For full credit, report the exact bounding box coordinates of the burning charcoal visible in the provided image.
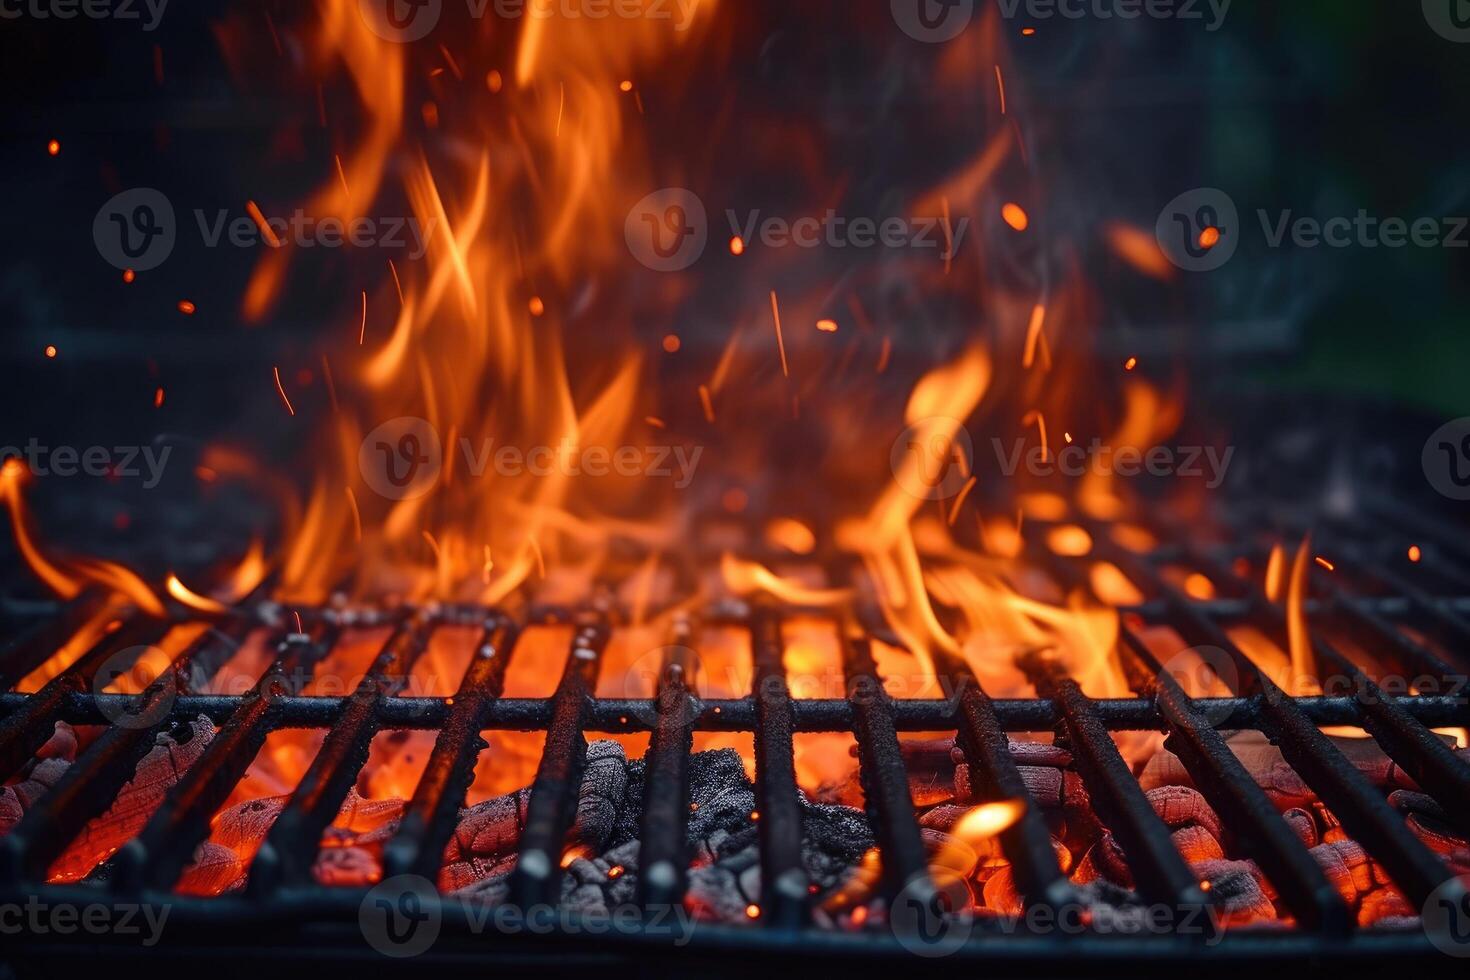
[1358,887,1416,927]
[1145,786,1223,841]
[331,788,404,837]
[1171,824,1224,864]
[180,841,244,896]
[921,827,979,878]
[36,721,78,761]
[1388,790,1469,856]
[947,740,1074,769]
[1281,807,1318,848]
[447,855,517,900]
[982,865,1024,915]
[1310,840,1388,904]
[314,845,380,887]
[570,740,626,851]
[444,787,532,864]
[686,863,755,923]
[1073,830,1132,888]
[878,737,957,771]
[817,769,950,809]
[49,716,215,881]
[0,758,69,836]
[958,763,1089,815]
[1191,859,1277,925]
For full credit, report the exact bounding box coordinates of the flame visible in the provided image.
[1286,536,1320,696]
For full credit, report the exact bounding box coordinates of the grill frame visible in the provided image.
[2,506,1469,966]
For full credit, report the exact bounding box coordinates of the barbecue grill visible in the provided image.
[2,493,1467,974]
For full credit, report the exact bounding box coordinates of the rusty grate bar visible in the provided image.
[383,615,518,882]
[507,617,608,909]
[750,607,808,928]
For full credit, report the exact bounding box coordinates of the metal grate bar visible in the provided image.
[749,607,808,928]
[946,665,1072,908]
[1198,553,1470,838]
[841,629,928,896]
[0,622,244,881]
[250,612,434,891]
[0,589,111,692]
[1118,627,1352,934]
[383,615,518,881]
[636,617,699,910]
[0,614,167,780]
[507,617,608,908]
[1102,540,1461,910]
[1021,653,1209,911]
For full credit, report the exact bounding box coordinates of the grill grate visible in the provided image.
[1,504,1469,965]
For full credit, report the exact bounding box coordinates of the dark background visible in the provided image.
[0,0,1467,588]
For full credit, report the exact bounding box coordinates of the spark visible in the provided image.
[422,530,442,562]
[529,296,545,317]
[1002,202,1029,231]
[272,366,295,416]
[154,387,164,408]
[1408,545,1422,562]
[486,69,503,93]
[528,535,545,579]
[662,334,681,353]
[345,487,362,543]
[246,201,281,248]
[698,383,715,422]
[729,235,745,256]
[555,83,565,139]
[358,290,367,344]
[1199,226,1221,249]
[1022,409,1049,462]
[438,43,462,80]
[745,905,760,920]
[769,290,789,378]
[123,269,135,283]
[947,476,978,527]
[644,416,666,429]
[334,155,352,207]
[1022,26,1036,35]
[47,139,60,156]
[1124,356,1138,371]
[482,545,494,585]
[293,610,304,635]
[816,319,839,333]
[1314,556,1335,572]
[877,336,892,373]
[619,79,633,92]
[994,64,1007,114]
[388,259,404,307]
[44,345,56,359]
[177,300,196,315]
[1022,304,1049,369]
